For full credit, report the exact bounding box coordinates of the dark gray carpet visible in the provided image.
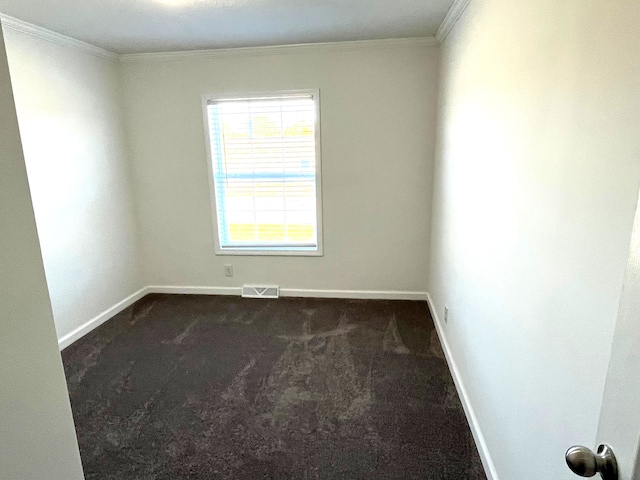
[62,294,485,480]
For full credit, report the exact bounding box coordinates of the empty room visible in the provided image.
[1,1,639,479]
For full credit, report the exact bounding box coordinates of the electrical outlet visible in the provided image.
[224,264,233,277]
[444,305,449,323]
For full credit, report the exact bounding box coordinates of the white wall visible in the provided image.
[120,42,438,294]
[3,27,142,342]
[0,26,84,480]
[429,1,640,479]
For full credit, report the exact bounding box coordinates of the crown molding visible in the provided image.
[436,0,473,44]
[0,14,118,61]
[119,37,438,63]
[0,14,437,64]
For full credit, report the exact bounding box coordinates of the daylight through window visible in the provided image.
[204,92,322,255]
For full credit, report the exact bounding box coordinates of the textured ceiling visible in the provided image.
[0,0,453,54]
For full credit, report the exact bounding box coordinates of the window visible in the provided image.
[203,90,323,256]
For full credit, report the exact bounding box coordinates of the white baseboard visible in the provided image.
[58,285,427,350]
[58,287,149,350]
[148,285,242,296]
[426,293,498,480]
[148,285,427,301]
[280,288,428,301]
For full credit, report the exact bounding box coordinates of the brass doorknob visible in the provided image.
[565,444,618,480]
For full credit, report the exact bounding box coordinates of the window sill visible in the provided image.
[215,247,323,257]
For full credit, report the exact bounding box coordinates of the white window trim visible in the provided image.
[201,89,324,257]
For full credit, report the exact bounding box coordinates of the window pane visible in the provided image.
[207,94,319,251]
[286,210,316,243]
[225,211,257,243]
[255,211,286,242]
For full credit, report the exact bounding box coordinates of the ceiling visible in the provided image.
[0,0,453,54]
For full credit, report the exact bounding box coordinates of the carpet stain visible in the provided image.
[129,297,158,325]
[277,320,356,343]
[67,340,107,385]
[169,319,199,345]
[222,357,257,402]
[429,327,446,359]
[383,314,411,355]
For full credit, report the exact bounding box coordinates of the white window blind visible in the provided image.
[205,93,321,254]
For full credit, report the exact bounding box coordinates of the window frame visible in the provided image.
[201,89,324,257]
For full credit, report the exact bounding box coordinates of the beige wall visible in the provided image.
[0,26,84,480]
[3,27,142,342]
[429,1,640,479]
[121,43,438,294]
